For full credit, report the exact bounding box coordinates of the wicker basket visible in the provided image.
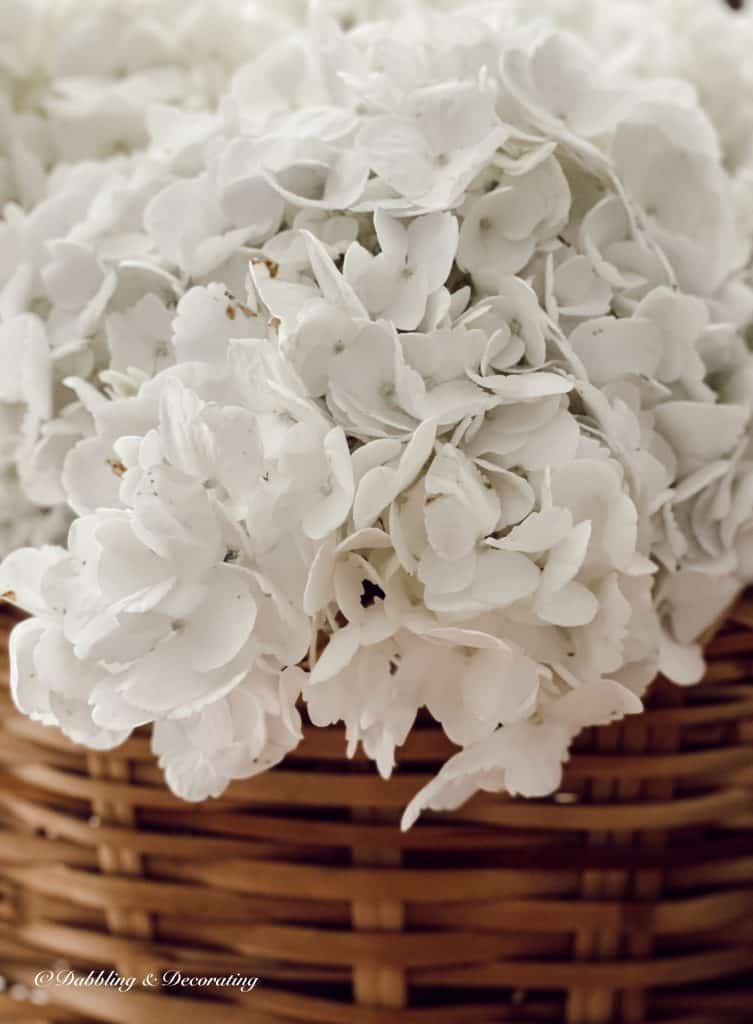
[0,599,753,1024]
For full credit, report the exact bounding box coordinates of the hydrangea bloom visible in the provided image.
[0,0,307,557]
[2,1,753,827]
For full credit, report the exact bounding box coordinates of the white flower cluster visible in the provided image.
[505,0,753,173]
[2,1,753,827]
[0,0,307,555]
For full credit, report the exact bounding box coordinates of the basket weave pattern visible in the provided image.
[0,601,753,1023]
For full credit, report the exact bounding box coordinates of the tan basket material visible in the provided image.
[0,598,752,1023]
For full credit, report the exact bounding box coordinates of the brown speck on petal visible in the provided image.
[107,459,127,478]
[251,256,279,278]
[225,304,236,320]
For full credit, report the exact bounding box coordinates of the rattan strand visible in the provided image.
[0,599,752,1024]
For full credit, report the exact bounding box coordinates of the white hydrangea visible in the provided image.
[0,0,308,558]
[2,0,753,827]
[502,0,753,172]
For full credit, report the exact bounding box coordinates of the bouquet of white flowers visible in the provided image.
[2,0,753,830]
